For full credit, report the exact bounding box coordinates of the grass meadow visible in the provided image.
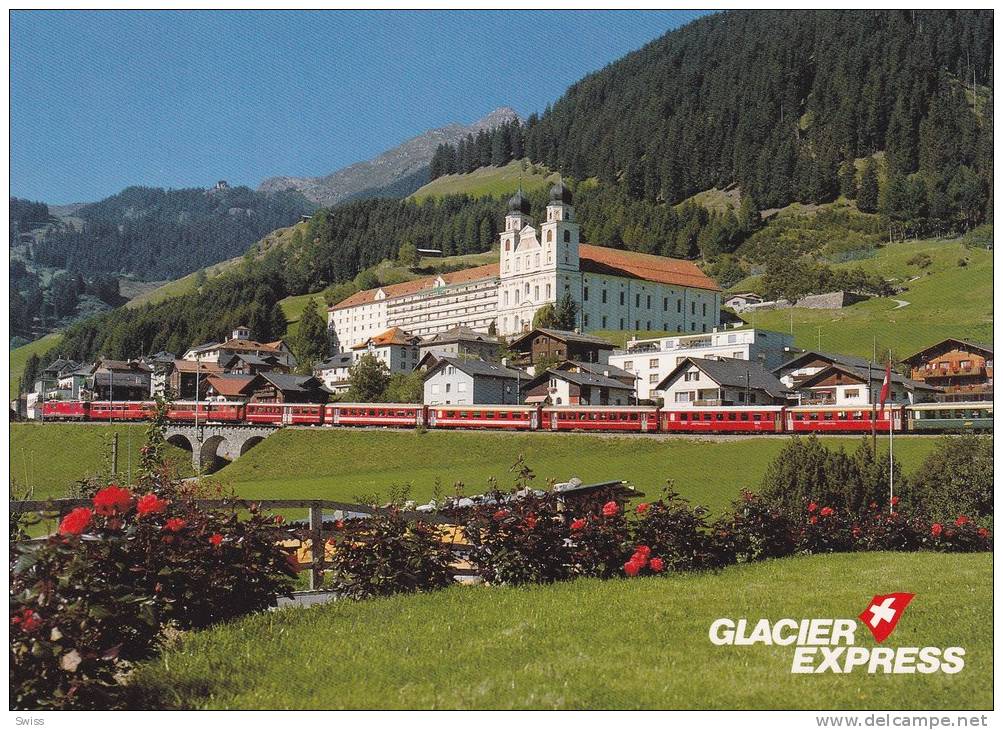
[127,551,992,710]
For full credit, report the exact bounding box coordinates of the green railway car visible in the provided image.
[905,402,994,432]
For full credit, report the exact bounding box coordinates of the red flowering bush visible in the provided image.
[852,504,926,552]
[11,478,297,709]
[326,505,455,599]
[631,490,731,572]
[462,492,574,585]
[925,516,993,552]
[566,499,630,579]
[622,545,669,577]
[797,503,856,553]
[713,491,796,563]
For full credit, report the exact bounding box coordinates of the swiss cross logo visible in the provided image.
[858,593,915,643]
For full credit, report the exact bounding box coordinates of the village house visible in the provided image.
[609,327,794,401]
[313,352,354,394]
[183,326,296,369]
[246,372,329,404]
[328,183,722,348]
[418,325,502,362]
[204,374,258,402]
[220,352,290,376]
[423,357,525,405]
[521,366,634,406]
[508,328,616,368]
[794,364,940,407]
[89,359,153,401]
[900,338,993,402]
[552,360,636,389]
[771,350,874,390]
[654,357,790,407]
[167,359,224,399]
[33,358,81,400]
[723,292,764,312]
[351,327,421,374]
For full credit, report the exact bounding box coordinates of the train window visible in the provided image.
[630,413,638,421]
[679,413,687,421]
[728,413,736,421]
[823,413,833,420]
[740,412,749,421]
[837,412,847,420]
[809,413,818,420]
[753,413,762,421]
[716,413,724,421]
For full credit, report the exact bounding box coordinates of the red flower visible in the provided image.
[92,484,133,516]
[602,501,619,517]
[649,557,664,573]
[978,528,990,539]
[334,519,345,530]
[955,515,970,526]
[634,545,651,558]
[820,506,834,517]
[808,502,818,513]
[274,515,285,525]
[852,526,862,539]
[869,501,878,509]
[891,496,900,506]
[59,507,93,536]
[208,533,223,547]
[164,518,186,532]
[493,509,509,521]
[931,523,943,537]
[524,514,538,530]
[136,493,168,517]
[809,515,818,525]
[636,503,650,515]
[570,518,586,531]
[623,560,641,577]
[11,608,42,632]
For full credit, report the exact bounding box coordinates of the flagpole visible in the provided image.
[888,351,894,513]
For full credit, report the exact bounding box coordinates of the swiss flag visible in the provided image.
[878,360,892,410]
[859,593,915,643]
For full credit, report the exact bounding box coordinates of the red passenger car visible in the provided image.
[89,401,156,421]
[428,405,538,430]
[786,405,902,433]
[40,400,90,420]
[166,401,245,423]
[325,404,425,428]
[660,406,784,434]
[245,402,324,426]
[544,406,657,432]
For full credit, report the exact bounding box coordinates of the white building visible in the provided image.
[608,327,795,401]
[328,183,721,350]
[655,357,790,407]
[350,327,421,374]
[423,357,525,406]
[794,364,939,407]
[313,352,354,394]
[183,327,296,369]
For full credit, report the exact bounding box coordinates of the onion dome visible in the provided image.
[549,180,573,204]
[507,188,531,215]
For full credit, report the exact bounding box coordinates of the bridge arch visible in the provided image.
[239,435,266,455]
[199,434,233,474]
[166,432,194,453]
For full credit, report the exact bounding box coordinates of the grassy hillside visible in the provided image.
[10,423,192,500]
[209,429,937,514]
[410,159,557,202]
[735,238,992,359]
[130,551,991,710]
[9,332,62,399]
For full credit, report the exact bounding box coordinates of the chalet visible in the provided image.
[521,367,633,406]
[248,373,328,404]
[508,328,615,368]
[654,357,790,407]
[795,364,940,407]
[167,359,223,399]
[418,325,502,362]
[772,350,873,390]
[183,327,296,369]
[724,293,764,312]
[220,353,289,376]
[901,339,993,402]
[314,352,354,394]
[34,358,81,399]
[423,357,525,405]
[205,374,258,402]
[351,327,421,374]
[553,360,636,389]
[89,360,153,401]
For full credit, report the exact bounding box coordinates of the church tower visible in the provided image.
[499,189,533,276]
[540,181,579,272]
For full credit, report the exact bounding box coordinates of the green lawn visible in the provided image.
[210,429,937,514]
[9,333,63,400]
[735,238,992,359]
[128,551,991,710]
[10,423,191,500]
[410,159,557,202]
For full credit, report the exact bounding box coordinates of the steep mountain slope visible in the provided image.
[259,107,519,206]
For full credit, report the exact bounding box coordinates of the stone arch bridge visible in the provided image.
[164,424,278,473]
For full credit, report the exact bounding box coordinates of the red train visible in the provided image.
[37,399,990,435]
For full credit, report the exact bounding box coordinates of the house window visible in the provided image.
[620,292,625,306]
[546,284,552,299]
[684,371,699,382]
[636,293,641,308]
[584,286,589,301]
[534,286,540,300]
[547,230,554,242]
[663,297,668,311]
[646,321,651,330]
[602,316,607,328]
[624,361,634,370]
[845,389,859,398]
[584,313,590,327]
[733,351,743,359]
[563,230,571,243]
[445,383,451,393]
[619,318,624,329]
[674,391,693,403]
[649,359,659,368]
[703,303,707,316]
[602,290,608,304]
[691,302,696,315]
[649,373,659,384]
[647,295,652,308]
[677,300,682,313]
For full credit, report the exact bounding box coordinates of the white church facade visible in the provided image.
[328,183,722,352]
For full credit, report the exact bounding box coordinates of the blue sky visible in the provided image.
[11,10,710,203]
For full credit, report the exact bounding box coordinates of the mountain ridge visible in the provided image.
[258,106,520,206]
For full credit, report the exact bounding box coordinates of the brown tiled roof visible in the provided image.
[330,264,499,311]
[206,374,256,396]
[172,359,224,374]
[579,244,721,292]
[329,245,719,312]
[351,327,419,350]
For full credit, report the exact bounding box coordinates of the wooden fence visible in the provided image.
[11,498,463,592]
